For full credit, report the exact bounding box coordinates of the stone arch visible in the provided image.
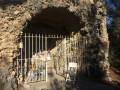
[0,0,110,89]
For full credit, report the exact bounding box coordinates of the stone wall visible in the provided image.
[0,0,109,89]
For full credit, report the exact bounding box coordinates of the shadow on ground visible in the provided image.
[66,78,117,90]
[48,69,117,90]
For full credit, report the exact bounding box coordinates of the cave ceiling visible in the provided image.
[24,7,82,35]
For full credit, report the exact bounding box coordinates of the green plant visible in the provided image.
[108,51,117,66]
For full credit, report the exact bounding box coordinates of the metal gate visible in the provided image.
[16,33,88,84]
[16,33,69,84]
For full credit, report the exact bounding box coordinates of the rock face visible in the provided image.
[0,0,110,89]
[0,70,17,90]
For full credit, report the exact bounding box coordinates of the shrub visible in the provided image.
[108,51,117,66]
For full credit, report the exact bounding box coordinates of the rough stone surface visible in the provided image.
[0,70,17,90]
[0,0,110,89]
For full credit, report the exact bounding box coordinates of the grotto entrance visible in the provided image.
[15,7,87,84]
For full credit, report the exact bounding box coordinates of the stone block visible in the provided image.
[11,71,15,76]
[3,23,9,29]
[24,11,32,20]
[13,20,18,26]
[7,58,13,63]
[14,11,20,15]
[5,17,14,20]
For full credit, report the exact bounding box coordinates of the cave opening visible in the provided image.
[23,7,82,35]
[21,7,83,56]
[15,7,84,81]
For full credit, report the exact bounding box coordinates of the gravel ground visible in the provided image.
[21,69,117,90]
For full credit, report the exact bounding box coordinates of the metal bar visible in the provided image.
[25,33,27,83]
[42,34,44,81]
[39,34,40,51]
[70,36,72,62]
[64,36,67,72]
[17,56,18,80]
[62,35,63,38]
[36,34,37,81]
[45,34,47,82]
[60,35,61,38]
[39,34,41,81]
[42,34,43,52]
[48,34,50,38]
[54,35,56,38]
[56,41,57,47]
[75,35,76,63]
[21,46,22,83]
[32,34,33,82]
[42,34,44,70]
[67,36,69,71]
[29,33,30,71]
[36,34,37,54]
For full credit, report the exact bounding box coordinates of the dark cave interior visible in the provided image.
[23,7,83,35]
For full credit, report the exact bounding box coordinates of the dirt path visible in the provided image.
[21,69,116,90]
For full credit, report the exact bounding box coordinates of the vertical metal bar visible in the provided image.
[45,34,47,82]
[39,34,40,51]
[48,34,50,38]
[56,41,57,47]
[29,33,30,71]
[77,34,79,73]
[25,33,27,83]
[39,34,40,81]
[17,57,18,80]
[42,34,44,81]
[67,36,69,71]
[64,36,67,72]
[32,33,33,60]
[75,35,76,63]
[36,34,37,81]
[46,35,47,54]
[60,35,61,38]
[52,34,53,38]
[62,35,63,38]
[70,36,72,62]
[36,34,37,54]
[42,34,43,69]
[42,34,43,52]
[21,46,22,83]
[32,34,33,82]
